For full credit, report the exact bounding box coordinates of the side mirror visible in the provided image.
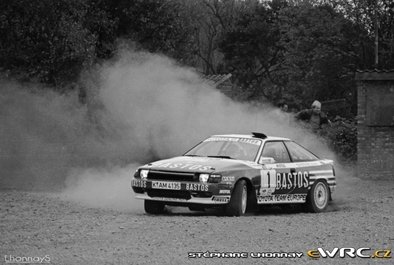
[258,157,276,164]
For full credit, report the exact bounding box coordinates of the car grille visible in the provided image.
[147,170,198,182]
[147,190,191,200]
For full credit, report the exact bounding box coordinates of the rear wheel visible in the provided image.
[306,180,329,213]
[144,200,165,214]
[225,180,248,216]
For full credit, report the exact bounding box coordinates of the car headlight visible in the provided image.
[199,174,209,183]
[140,169,149,179]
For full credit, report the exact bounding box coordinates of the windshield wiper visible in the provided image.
[184,154,201,157]
[207,155,233,159]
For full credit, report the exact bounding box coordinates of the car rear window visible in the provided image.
[284,141,319,162]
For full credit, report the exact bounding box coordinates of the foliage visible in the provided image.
[275,3,361,109]
[0,0,393,115]
[173,0,261,74]
[219,1,369,112]
[0,0,98,85]
[219,4,282,88]
[103,0,194,62]
[324,118,357,161]
[333,0,394,68]
[0,0,192,85]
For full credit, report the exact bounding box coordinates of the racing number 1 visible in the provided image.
[260,170,276,189]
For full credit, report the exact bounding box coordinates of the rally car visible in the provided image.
[131,132,336,216]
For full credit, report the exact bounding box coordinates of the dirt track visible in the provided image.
[1,176,393,265]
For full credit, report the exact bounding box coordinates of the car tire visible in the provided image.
[306,180,329,213]
[144,200,165,214]
[225,180,248,216]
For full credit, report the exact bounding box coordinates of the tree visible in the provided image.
[0,0,193,85]
[102,0,194,63]
[219,0,363,112]
[276,3,360,109]
[219,0,287,100]
[0,0,98,86]
[331,0,394,68]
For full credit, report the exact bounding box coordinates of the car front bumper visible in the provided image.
[131,178,232,204]
[134,193,230,204]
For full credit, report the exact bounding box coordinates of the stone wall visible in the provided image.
[356,71,394,180]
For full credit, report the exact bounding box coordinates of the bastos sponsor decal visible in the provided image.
[186,183,208,191]
[132,179,147,188]
[259,169,309,198]
[152,162,212,171]
[275,171,309,189]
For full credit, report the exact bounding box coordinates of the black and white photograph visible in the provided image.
[1,0,393,264]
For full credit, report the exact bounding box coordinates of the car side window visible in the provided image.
[261,141,291,163]
[284,141,318,162]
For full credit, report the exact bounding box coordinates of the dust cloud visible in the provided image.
[0,48,352,212]
[61,164,142,212]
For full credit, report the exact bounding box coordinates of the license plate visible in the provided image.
[151,181,181,190]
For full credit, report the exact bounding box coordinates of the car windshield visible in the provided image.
[184,137,262,161]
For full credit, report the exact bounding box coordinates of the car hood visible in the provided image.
[142,156,261,173]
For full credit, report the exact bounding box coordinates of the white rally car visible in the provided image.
[131,132,336,216]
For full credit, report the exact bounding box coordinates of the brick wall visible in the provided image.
[356,75,394,180]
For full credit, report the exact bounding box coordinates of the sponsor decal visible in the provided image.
[222,176,235,182]
[186,183,208,192]
[205,137,239,142]
[204,137,261,146]
[212,196,230,203]
[152,197,188,202]
[152,162,212,171]
[219,189,230,194]
[307,248,391,259]
[257,194,307,204]
[152,181,181,190]
[239,138,261,145]
[275,172,309,189]
[260,170,309,191]
[259,188,275,196]
[132,179,146,188]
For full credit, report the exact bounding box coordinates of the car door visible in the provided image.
[258,141,295,204]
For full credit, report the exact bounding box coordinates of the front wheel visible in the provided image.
[144,200,165,214]
[306,180,329,213]
[225,180,248,216]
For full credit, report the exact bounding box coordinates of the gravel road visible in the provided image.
[1,175,393,265]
